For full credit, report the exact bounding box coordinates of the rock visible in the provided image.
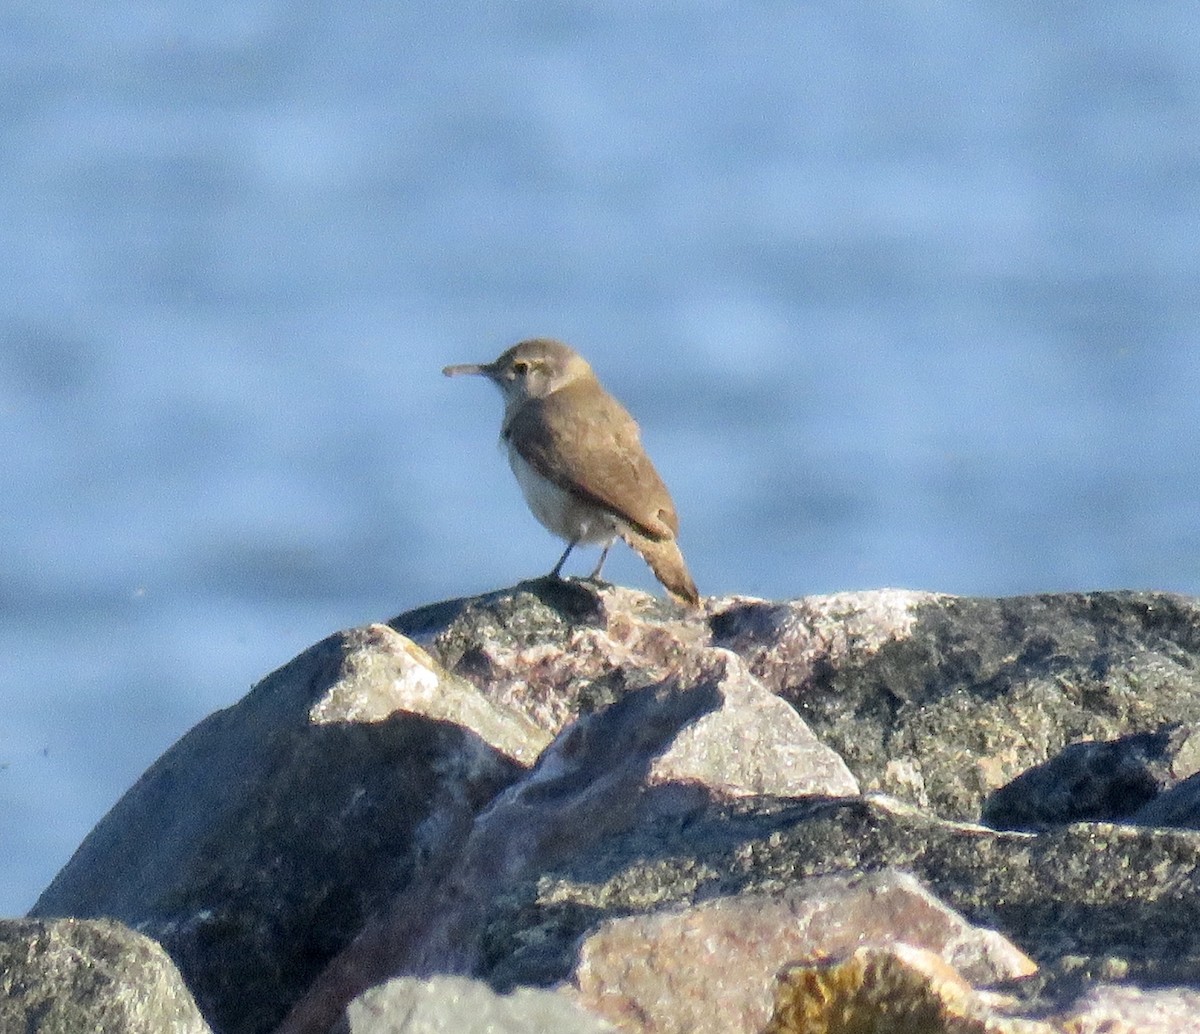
[764,943,1051,1034]
[1055,983,1200,1033]
[27,583,1200,1033]
[396,579,711,732]
[0,917,211,1034]
[408,584,1200,823]
[478,793,1200,995]
[710,591,1200,822]
[333,975,616,1034]
[402,584,860,804]
[31,624,540,1034]
[982,725,1199,830]
[563,870,1035,1034]
[645,648,858,802]
[1133,769,1200,830]
[277,677,723,1034]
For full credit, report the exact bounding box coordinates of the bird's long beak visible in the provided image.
[442,362,490,378]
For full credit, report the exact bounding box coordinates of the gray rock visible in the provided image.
[31,624,540,1034]
[479,793,1200,997]
[396,579,711,733]
[646,648,859,802]
[411,585,1200,824]
[563,869,1035,1034]
[1056,983,1200,1033]
[710,590,1200,821]
[0,917,211,1034]
[403,584,860,804]
[334,976,615,1034]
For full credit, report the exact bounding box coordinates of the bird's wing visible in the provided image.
[506,383,680,541]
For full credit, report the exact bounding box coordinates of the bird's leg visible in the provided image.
[589,539,614,580]
[549,540,577,579]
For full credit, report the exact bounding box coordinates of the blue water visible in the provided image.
[2,3,1199,915]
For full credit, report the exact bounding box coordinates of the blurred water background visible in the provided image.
[2,2,1199,914]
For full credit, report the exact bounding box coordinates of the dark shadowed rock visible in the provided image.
[1133,770,1200,830]
[982,725,1200,830]
[333,975,616,1034]
[276,677,723,1034]
[0,917,211,1034]
[31,624,541,1034]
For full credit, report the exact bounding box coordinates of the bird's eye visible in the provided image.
[512,360,530,375]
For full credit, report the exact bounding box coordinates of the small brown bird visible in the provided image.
[444,339,700,607]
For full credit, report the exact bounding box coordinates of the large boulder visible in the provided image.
[32,623,540,1034]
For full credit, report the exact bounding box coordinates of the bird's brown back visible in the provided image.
[504,379,680,541]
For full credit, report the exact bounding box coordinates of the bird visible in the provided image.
[443,338,700,607]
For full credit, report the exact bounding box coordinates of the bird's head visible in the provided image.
[443,338,594,409]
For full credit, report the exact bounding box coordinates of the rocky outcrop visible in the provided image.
[23,582,1200,1033]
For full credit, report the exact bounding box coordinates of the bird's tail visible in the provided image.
[622,530,701,608]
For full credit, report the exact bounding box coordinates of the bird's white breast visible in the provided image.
[507,445,617,545]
